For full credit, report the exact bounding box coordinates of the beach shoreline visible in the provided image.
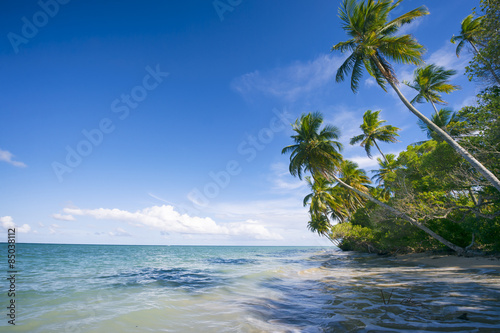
[392,252,500,272]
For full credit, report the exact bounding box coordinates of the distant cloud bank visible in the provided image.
[61,205,283,240]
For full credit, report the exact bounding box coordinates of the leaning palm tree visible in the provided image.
[404,64,461,113]
[372,153,399,185]
[307,214,339,245]
[418,108,461,141]
[332,0,500,192]
[304,176,343,219]
[304,176,349,228]
[282,111,465,253]
[335,160,372,219]
[281,112,343,180]
[350,110,399,163]
[451,14,485,56]
[451,14,500,85]
[372,153,399,200]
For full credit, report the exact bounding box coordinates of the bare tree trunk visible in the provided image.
[373,140,388,164]
[324,172,465,254]
[430,100,439,114]
[371,55,500,193]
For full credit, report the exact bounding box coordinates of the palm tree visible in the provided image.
[307,214,340,245]
[332,0,500,193]
[335,160,372,219]
[372,153,399,200]
[282,111,465,253]
[304,176,342,218]
[451,14,485,56]
[304,176,349,228]
[404,64,461,113]
[307,214,331,238]
[372,153,399,184]
[451,14,500,85]
[417,108,462,141]
[281,112,343,180]
[350,110,399,163]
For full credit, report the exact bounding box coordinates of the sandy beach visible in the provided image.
[393,252,500,272]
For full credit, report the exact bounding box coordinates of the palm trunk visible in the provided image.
[324,172,465,254]
[470,42,500,86]
[371,56,500,193]
[373,140,388,164]
[430,100,439,114]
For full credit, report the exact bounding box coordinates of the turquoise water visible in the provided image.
[1,244,500,332]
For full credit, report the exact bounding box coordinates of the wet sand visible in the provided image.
[393,252,500,272]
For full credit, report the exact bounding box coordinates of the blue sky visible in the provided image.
[1,0,481,245]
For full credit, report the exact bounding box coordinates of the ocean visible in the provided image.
[1,244,500,332]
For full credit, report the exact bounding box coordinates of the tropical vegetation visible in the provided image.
[332,0,500,192]
[282,0,500,255]
[350,110,399,162]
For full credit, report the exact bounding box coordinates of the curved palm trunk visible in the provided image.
[373,140,388,164]
[470,42,500,85]
[371,56,500,193]
[324,172,465,254]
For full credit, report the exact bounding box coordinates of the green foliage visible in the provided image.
[463,0,500,85]
[332,0,428,92]
[285,1,500,254]
[455,86,500,175]
[417,108,463,142]
[350,110,400,159]
[281,112,342,180]
[333,87,500,253]
[330,223,377,252]
[404,64,460,107]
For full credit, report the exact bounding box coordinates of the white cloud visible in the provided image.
[364,77,377,87]
[0,216,15,229]
[0,148,26,168]
[453,94,478,111]
[425,41,470,73]
[397,16,425,35]
[346,149,403,171]
[325,107,364,151]
[52,213,75,221]
[269,162,307,191]
[348,155,381,170]
[109,227,132,237]
[231,54,344,102]
[208,198,308,230]
[48,223,61,234]
[17,225,31,233]
[63,205,282,240]
[0,216,31,233]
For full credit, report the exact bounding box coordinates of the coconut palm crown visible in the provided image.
[281,112,343,180]
[332,0,429,93]
[417,108,462,141]
[332,0,500,193]
[350,110,400,161]
[451,14,485,57]
[404,64,461,112]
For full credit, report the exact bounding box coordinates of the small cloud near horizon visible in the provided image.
[52,213,76,221]
[0,148,26,168]
[0,216,31,233]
